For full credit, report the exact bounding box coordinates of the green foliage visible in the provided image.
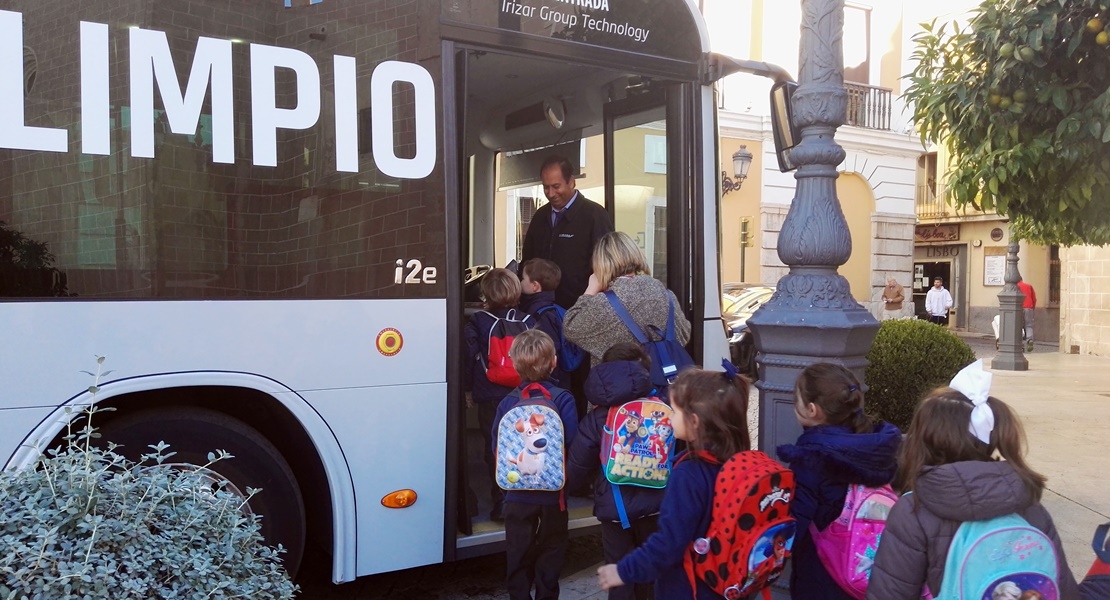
[904,0,1110,246]
[0,221,72,297]
[0,392,297,598]
[865,319,977,431]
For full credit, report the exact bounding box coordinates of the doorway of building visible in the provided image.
[913,261,952,323]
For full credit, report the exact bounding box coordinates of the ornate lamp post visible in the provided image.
[992,237,1028,371]
[745,0,880,455]
[722,145,754,195]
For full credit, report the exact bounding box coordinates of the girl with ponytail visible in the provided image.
[868,360,1079,598]
[776,362,902,599]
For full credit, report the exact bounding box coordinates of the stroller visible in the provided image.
[992,314,1034,352]
[992,315,1000,350]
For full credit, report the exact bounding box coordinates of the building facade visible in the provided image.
[705,0,925,317]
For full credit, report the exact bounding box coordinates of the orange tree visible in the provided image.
[904,0,1110,245]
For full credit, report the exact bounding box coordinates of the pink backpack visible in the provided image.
[810,483,898,599]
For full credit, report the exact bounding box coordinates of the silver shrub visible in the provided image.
[0,403,298,599]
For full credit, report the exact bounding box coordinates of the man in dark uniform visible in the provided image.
[521,155,613,309]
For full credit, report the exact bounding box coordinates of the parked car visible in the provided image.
[721,282,775,376]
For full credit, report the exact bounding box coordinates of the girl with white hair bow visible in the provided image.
[865,360,1080,599]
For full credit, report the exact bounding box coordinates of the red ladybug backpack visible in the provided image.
[684,450,796,600]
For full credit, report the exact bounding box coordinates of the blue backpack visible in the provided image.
[535,304,587,372]
[934,513,1060,599]
[603,291,694,391]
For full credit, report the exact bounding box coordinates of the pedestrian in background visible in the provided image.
[881,277,905,320]
[1017,278,1037,352]
[924,277,953,325]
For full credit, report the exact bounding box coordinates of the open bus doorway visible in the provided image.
[453,46,683,548]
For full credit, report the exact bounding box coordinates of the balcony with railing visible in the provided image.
[916,183,947,219]
[845,82,892,131]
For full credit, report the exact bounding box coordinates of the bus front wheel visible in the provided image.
[97,407,307,578]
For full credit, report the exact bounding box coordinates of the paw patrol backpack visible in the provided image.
[934,513,1060,600]
[600,398,675,528]
[685,450,796,600]
[811,483,899,599]
[494,383,566,492]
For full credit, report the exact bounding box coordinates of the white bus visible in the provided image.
[0,0,793,584]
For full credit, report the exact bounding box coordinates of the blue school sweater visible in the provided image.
[491,380,578,507]
[616,451,722,600]
[517,290,568,387]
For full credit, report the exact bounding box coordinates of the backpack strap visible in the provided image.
[664,295,677,341]
[603,291,649,344]
[1095,523,1110,564]
[675,449,719,466]
[611,484,632,530]
[517,382,552,401]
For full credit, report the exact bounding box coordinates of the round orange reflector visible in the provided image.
[381,489,418,509]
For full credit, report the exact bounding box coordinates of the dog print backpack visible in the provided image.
[811,483,899,599]
[685,450,796,600]
[481,309,533,388]
[494,383,566,492]
[934,513,1060,600]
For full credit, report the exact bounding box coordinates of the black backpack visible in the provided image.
[603,291,694,390]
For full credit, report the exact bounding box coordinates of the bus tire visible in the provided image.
[96,406,306,578]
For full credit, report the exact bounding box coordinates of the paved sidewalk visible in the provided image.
[984,348,1110,579]
[559,342,1109,598]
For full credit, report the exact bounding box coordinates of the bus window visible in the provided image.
[608,104,669,285]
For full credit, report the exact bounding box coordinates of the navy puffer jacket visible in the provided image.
[566,360,665,523]
[776,422,901,600]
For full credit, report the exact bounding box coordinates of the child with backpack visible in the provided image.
[491,329,578,600]
[465,267,533,521]
[518,258,586,389]
[566,342,668,600]
[775,363,901,600]
[867,360,1080,599]
[598,362,795,600]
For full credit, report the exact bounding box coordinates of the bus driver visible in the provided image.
[522,155,613,309]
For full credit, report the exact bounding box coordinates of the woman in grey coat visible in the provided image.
[563,231,690,367]
[867,367,1079,599]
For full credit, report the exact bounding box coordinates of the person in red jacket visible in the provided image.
[1017,278,1037,352]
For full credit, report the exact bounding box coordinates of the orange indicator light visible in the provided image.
[381,488,417,508]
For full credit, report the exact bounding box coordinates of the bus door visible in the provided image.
[604,95,669,285]
[602,84,696,347]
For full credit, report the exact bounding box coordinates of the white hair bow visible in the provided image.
[950,359,994,444]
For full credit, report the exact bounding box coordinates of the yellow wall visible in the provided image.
[836,173,876,300]
[957,223,1049,311]
[719,138,763,284]
[879,11,905,93]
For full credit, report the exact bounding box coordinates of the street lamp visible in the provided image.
[745,0,880,457]
[722,145,754,194]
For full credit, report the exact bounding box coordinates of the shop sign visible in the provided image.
[915,224,960,242]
